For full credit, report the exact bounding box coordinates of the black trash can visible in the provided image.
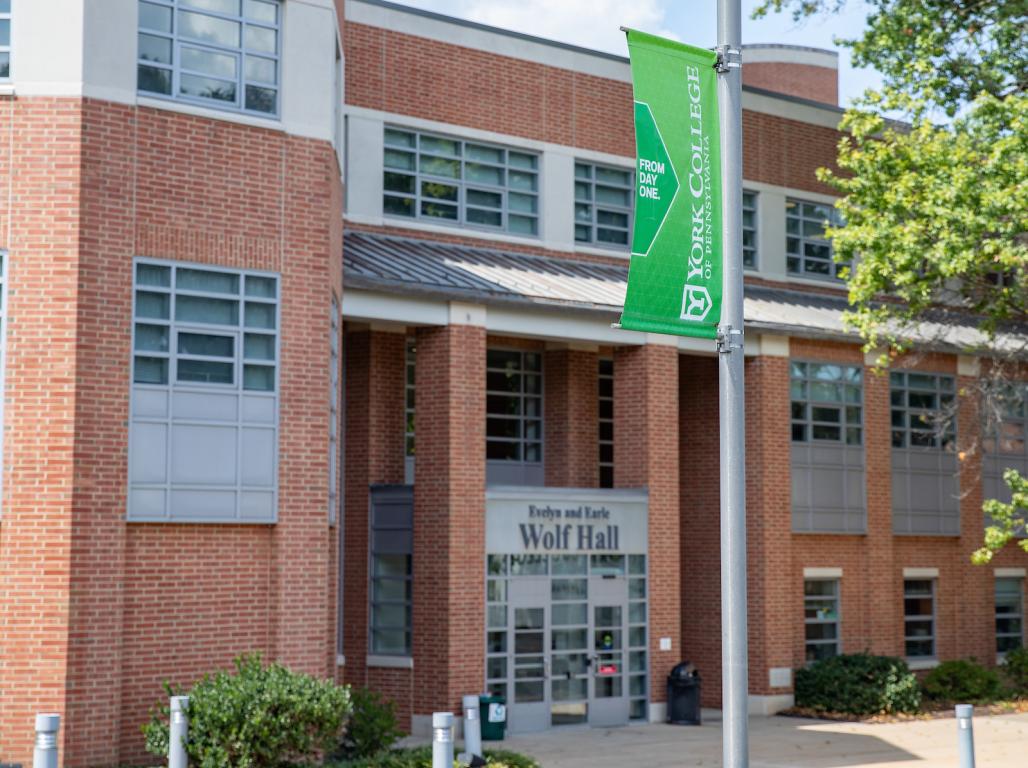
[479,693,507,741]
[666,661,701,725]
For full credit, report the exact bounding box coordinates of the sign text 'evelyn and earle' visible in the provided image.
[618,30,723,340]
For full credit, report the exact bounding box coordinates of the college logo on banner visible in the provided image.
[617,29,723,340]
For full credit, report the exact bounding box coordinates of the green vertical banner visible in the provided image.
[618,30,722,339]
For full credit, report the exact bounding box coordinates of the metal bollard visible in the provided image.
[956,704,976,768]
[169,696,190,768]
[432,712,454,768]
[32,714,60,768]
[462,694,482,760]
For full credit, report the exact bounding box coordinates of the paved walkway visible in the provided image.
[489,710,1028,767]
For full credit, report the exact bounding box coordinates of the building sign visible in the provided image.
[485,488,648,555]
[617,29,723,340]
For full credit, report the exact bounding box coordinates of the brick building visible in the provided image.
[0,0,1024,764]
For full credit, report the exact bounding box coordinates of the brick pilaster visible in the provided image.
[544,347,599,488]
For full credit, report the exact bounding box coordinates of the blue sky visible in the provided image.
[384,0,882,106]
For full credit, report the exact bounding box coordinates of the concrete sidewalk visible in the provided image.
[491,710,1028,767]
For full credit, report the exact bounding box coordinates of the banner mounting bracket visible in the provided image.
[716,325,744,354]
[714,46,742,73]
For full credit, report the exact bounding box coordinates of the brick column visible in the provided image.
[614,343,679,708]
[744,355,793,701]
[678,354,722,706]
[412,322,486,720]
[544,346,599,488]
[342,329,407,690]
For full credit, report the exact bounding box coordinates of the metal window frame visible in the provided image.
[573,161,634,250]
[742,189,757,269]
[995,577,1024,654]
[405,338,415,458]
[128,257,280,522]
[903,578,936,658]
[368,492,414,657]
[137,0,281,118]
[803,578,841,660]
[785,197,845,280]
[890,371,957,451]
[485,347,544,466]
[382,126,540,237]
[598,357,614,488]
[0,1,11,81]
[790,360,864,445]
[983,383,1028,457]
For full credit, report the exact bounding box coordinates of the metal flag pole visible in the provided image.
[715,0,748,766]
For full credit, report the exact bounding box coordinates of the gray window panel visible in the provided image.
[574,162,634,250]
[384,127,540,236]
[785,197,845,280]
[370,485,413,656]
[903,579,936,658]
[136,0,280,117]
[742,190,757,268]
[983,384,1028,531]
[129,259,279,522]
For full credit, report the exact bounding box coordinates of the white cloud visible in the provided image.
[401,0,680,56]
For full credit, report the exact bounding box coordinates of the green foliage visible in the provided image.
[337,687,404,760]
[142,654,351,768]
[329,746,539,768]
[1001,646,1028,695]
[794,653,921,715]
[921,659,1002,703]
[973,469,1028,564]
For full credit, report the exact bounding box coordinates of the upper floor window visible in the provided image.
[598,358,614,488]
[0,1,10,79]
[383,128,539,236]
[486,349,542,464]
[405,338,416,458]
[890,372,956,450]
[786,198,844,280]
[574,162,633,249]
[983,384,1026,456]
[790,362,862,445]
[137,0,281,117]
[742,190,757,268]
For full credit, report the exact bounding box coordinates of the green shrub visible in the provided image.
[794,653,921,715]
[1001,646,1028,695]
[331,746,539,768]
[337,687,404,760]
[921,659,1002,703]
[142,653,351,768]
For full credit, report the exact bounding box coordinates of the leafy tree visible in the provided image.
[755,1,1027,560]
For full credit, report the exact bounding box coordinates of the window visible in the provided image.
[137,0,281,116]
[370,486,413,656]
[996,578,1024,654]
[383,127,540,236]
[405,339,415,458]
[983,384,1027,457]
[486,349,542,464]
[329,297,340,523]
[804,580,840,662]
[129,259,279,522]
[574,162,633,248]
[786,198,845,279]
[904,579,935,658]
[0,1,10,79]
[742,190,757,268]
[598,358,614,488]
[791,362,862,445]
[890,372,956,450]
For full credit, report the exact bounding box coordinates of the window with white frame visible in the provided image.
[129,260,279,522]
[405,339,415,458]
[904,579,935,658]
[370,486,413,656]
[486,349,542,464]
[574,162,633,248]
[996,577,1024,654]
[804,579,840,662]
[598,358,614,488]
[329,296,340,524]
[0,1,10,79]
[786,198,845,279]
[383,127,540,236]
[890,372,956,450]
[137,0,281,116]
[791,362,863,445]
[742,190,757,268]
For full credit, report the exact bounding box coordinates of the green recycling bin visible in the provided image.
[479,693,507,741]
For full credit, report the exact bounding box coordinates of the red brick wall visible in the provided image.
[0,97,342,766]
[544,348,599,488]
[743,62,838,106]
[614,344,679,704]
